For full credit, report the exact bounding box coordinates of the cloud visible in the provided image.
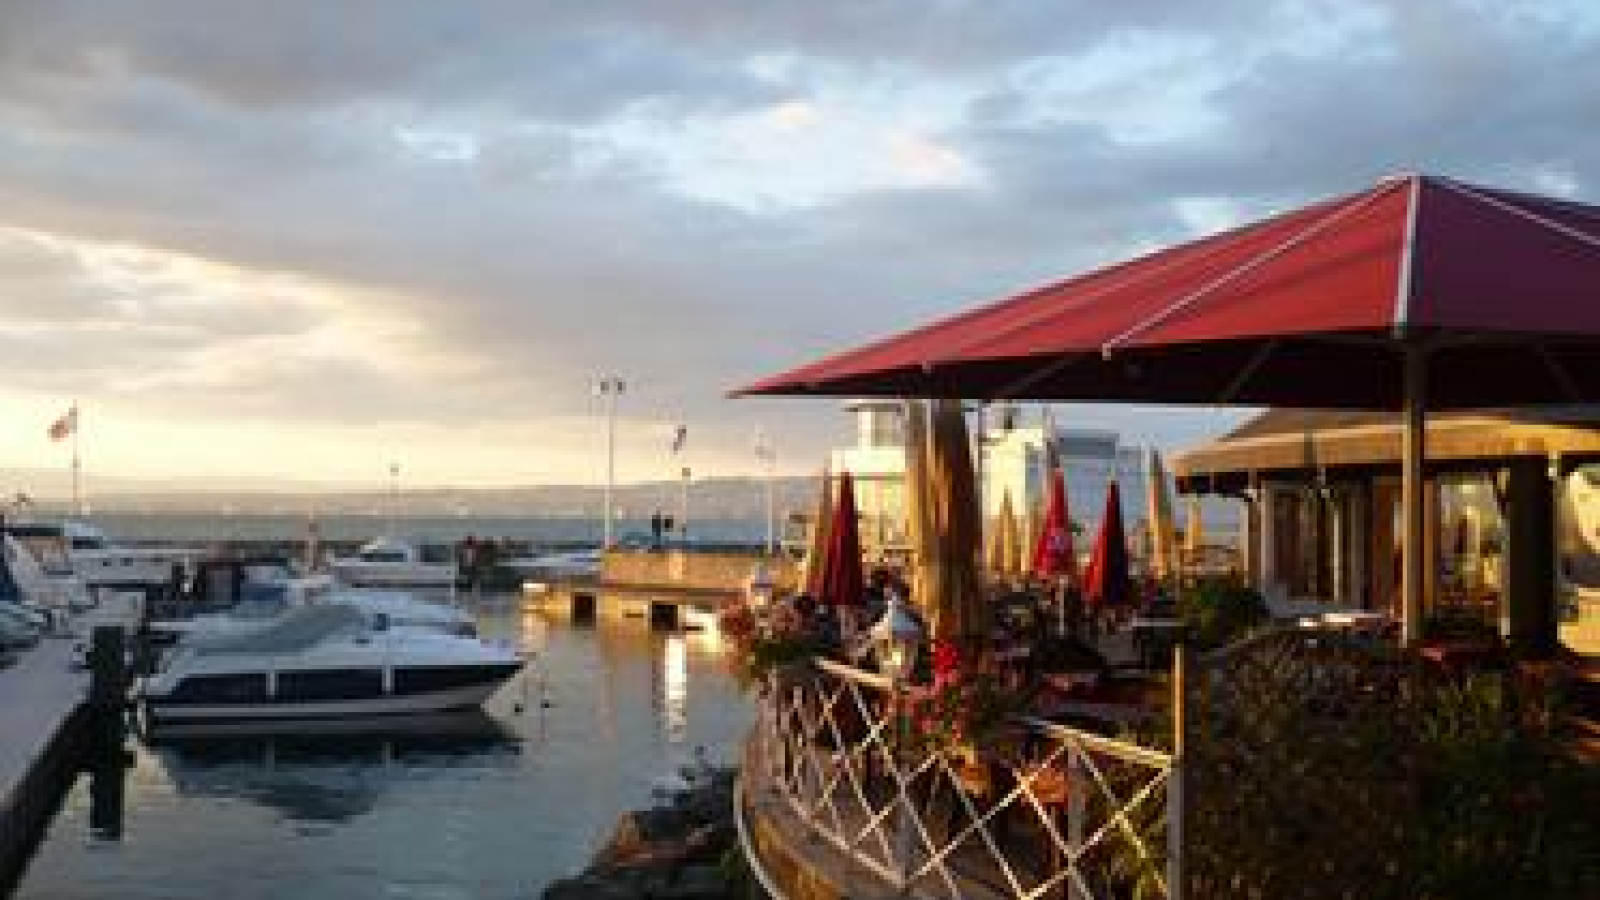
[0,0,1595,485]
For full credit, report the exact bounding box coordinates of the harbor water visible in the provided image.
[10,595,752,900]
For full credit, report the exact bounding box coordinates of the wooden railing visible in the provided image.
[744,657,1182,899]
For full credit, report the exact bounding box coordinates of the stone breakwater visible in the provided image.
[541,766,754,900]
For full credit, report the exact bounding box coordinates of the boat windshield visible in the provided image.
[194,604,367,655]
[232,582,291,620]
[359,549,410,563]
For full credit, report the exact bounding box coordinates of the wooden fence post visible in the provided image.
[1168,643,1188,900]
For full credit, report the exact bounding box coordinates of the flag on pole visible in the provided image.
[48,405,78,442]
[670,424,688,454]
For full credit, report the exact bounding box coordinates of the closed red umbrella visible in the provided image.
[1083,482,1131,609]
[818,471,865,612]
[1031,465,1078,585]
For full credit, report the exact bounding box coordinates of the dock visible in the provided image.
[0,598,138,890]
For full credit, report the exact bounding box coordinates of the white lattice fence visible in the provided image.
[747,658,1180,900]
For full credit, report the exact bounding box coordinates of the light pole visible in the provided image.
[755,428,777,556]
[596,376,626,549]
[679,465,691,545]
[387,461,400,536]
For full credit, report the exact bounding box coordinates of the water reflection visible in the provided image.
[661,634,688,747]
[141,713,521,824]
[17,596,752,900]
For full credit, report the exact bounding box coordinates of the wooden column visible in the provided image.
[1240,491,1260,588]
[1328,488,1344,603]
[1505,459,1558,658]
[1347,482,1369,609]
[1370,479,1399,619]
[1401,347,1426,644]
[1258,484,1279,594]
[1424,477,1442,618]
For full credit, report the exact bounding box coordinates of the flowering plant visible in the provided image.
[718,597,825,689]
[896,640,1030,758]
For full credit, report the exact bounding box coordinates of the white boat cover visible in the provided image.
[194,603,367,655]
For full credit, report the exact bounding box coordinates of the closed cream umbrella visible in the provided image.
[797,466,833,597]
[987,489,1021,584]
[1145,447,1179,583]
[1184,495,1205,574]
[902,400,938,623]
[927,398,984,643]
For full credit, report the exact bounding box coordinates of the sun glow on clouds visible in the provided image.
[0,227,560,486]
[591,72,986,210]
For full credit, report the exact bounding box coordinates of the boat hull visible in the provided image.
[142,663,522,722]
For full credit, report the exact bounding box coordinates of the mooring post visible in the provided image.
[87,626,128,712]
[85,624,131,823]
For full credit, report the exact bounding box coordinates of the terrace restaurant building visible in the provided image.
[1174,406,1600,657]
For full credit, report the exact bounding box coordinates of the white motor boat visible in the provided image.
[7,520,203,590]
[3,532,94,615]
[140,604,523,722]
[150,561,475,644]
[329,537,457,592]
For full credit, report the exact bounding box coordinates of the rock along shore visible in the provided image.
[541,764,758,900]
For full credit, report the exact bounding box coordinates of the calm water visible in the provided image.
[86,512,765,546]
[14,595,752,900]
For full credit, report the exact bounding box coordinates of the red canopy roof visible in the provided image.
[738,174,1600,409]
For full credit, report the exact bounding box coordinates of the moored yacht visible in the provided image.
[8,519,204,590]
[329,537,457,591]
[148,557,475,643]
[3,531,94,615]
[140,604,523,722]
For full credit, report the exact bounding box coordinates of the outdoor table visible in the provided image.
[1319,611,1390,633]
[1128,617,1187,669]
[1419,639,1502,669]
[1035,698,1154,733]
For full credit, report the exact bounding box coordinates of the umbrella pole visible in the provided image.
[1055,577,1067,636]
[1401,347,1427,645]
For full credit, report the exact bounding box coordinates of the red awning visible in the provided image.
[737,174,1600,409]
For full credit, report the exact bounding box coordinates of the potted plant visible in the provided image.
[897,641,1032,794]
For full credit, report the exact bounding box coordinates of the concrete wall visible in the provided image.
[601,549,797,595]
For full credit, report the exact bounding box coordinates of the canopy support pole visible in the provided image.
[1401,346,1427,644]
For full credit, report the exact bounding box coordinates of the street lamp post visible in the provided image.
[387,462,400,536]
[679,465,691,544]
[755,428,777,556]
[596,376,626,549]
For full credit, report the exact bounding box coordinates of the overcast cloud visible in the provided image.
[0,0,1596,487]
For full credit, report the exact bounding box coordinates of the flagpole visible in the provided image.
[71,401,81,517]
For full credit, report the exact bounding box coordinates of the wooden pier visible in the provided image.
[0,598,138,890]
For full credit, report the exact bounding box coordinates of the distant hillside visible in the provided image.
[5,469,822,522]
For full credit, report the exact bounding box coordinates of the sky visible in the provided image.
[1,0,1598,491]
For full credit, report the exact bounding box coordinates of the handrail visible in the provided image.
[745,656,1179,900]
[812,656,894,691]
[1022,717,1173,769]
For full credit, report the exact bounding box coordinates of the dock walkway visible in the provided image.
[1,596,139,888]
[0,637,87,805]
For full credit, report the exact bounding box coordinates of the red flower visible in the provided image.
[932,640,962,683]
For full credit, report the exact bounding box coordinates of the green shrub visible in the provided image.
[1423,607,1503,644]
[1186,633,1600,899]
[1178,578,1267,648]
